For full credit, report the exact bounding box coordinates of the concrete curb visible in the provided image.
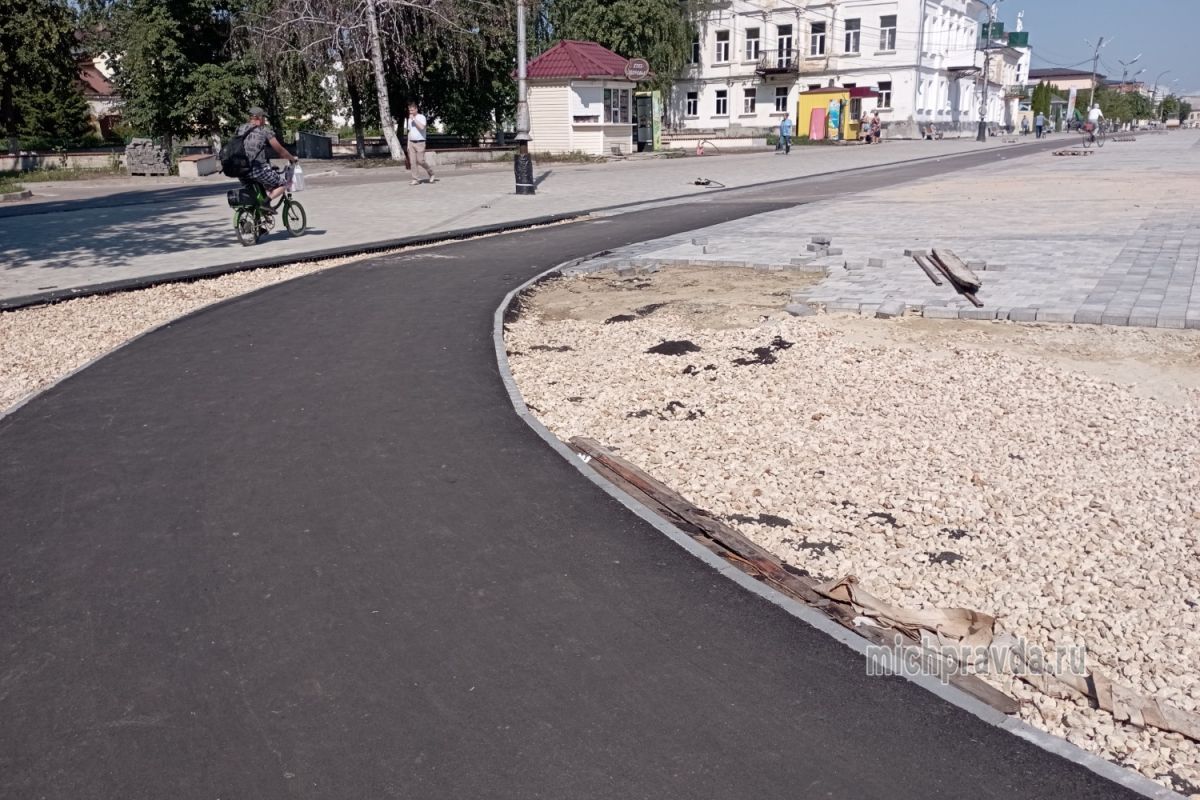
[2,138,1061,312]
[491,258,1185,800]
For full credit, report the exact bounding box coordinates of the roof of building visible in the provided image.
[525,40,634,80]
[798,86,880,98]
[78,62,116,98]
[1029,67,1105,81]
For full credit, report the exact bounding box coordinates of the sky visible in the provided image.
[1010,0,1199,97]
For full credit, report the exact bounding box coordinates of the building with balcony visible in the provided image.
[669,0,1029,140]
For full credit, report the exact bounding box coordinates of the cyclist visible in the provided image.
[1086,103,1104,143]
[235,106,297,204]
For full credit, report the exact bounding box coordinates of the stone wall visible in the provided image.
[125,138,170,175]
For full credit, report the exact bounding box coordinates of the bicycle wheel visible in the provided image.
[235,209,260,246]
[283,199,307,236]
[1081,134,1092,149]
[1096,131,1106,148]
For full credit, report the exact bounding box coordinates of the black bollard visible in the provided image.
[514,142,535,195]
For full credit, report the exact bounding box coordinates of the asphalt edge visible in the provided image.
[491,257,1185,800]
[2,137,1060,313]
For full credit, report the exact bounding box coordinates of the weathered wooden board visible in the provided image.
[931,249,983,291]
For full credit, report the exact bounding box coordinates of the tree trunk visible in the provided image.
[494,103,506,146]
[347,70,367,160]
[365,0,403,161]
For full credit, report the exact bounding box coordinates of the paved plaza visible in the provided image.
[0,137,1041,304]
[578,130,1200,330]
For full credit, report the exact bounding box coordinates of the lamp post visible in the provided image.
[1118,53,1141,91]
[1085,35,1109,109]
[977,0,1002,142]
[1150,70,1171,122]
[513,0,535,195]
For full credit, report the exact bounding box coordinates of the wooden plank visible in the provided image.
[568,436,1021,715]
[912,254,944,286]
[931,249,982,291]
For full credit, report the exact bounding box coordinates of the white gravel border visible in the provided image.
[493,258,1186,800]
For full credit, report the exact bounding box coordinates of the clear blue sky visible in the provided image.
[1009,0,1198,96]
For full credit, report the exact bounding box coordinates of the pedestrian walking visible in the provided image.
[1035,111,1046,139]
[779,114,793,155]
[870,113,881,144]
[1021,117,1030,136]
[405,101,437,185]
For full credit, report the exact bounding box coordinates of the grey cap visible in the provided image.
[248,106,266,117]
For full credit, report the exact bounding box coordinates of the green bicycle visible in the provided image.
[226,166,307,246]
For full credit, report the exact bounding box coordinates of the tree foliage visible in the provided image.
[0,0,93,152]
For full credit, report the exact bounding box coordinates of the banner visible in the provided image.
[1067,87,1078,121]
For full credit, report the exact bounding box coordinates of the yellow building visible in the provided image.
[797,87,880,141]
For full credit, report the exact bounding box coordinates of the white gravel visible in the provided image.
[506,285,1200,796]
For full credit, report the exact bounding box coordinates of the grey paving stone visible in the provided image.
[811,235,832,245]
[785,303,816,317]
[702,245,719,254]
[1035,308,1076,323]
[1101,312,1131,326]
[868,258,885,268]
[1073,308,1106,324]
[959,307,998,321]
[1156,315,1187,329]
[1008,308,1040,322]
[826,301,862,314]
[1128,312,1161,327]
[876,300,906,319]
[922,306,961,320]
[691,237,708,246]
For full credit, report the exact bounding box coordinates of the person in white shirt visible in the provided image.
[405,101,437,185]
[1086,104,1104,141]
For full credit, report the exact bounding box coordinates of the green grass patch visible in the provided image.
[1,165,126,183]
[0,176,26,194]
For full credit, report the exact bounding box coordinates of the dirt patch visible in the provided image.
[527,266,815,329]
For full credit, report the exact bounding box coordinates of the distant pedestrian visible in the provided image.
[405,102,437,185]
[870,113,881,144]
[1035,111,1046,138]
[860,112,872,143]
[779,114,793,154]
[1021,117,1030,136]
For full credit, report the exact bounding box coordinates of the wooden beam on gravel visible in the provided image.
[913,254,945,286]
[567,436,1021,715]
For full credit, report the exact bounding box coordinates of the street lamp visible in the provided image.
[1150,70,1172,122]
[977,0,1003,142]
[1118,53,1141,90]
[513,0,535,195]
[1085,35,1110,108]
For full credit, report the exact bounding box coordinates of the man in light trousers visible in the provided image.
[405,101,437,185]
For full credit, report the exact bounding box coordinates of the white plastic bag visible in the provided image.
[289,162,305,192]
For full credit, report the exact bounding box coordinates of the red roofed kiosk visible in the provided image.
[526,40,638,156]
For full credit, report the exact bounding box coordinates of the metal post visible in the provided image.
[977,3,999,142]
[1087,37,1105,110]
[513,0,535,195]
[1151,70,1171,123]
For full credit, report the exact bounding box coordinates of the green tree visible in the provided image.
[0,0,93,152]
[1179,101,1194,124]
[1159,94,1180,123]
[545,0,693,95]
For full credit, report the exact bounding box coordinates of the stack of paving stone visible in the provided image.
[125,139,171,176]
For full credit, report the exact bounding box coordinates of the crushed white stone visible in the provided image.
[506,296,1200,796]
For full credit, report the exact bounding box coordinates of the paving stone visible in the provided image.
[1156,315,1187,329]
[811,235,832,245]
[1073,308,1106,324]
[876,300,906,319]
[922,306,961,320]
[826,301,861,314]
[826,247,844,255]
[1008,307,1040,322]
[702,245,719,254]
[959,307,998,321]
[691,237,708,246]
[1035,308,1077,323]
[1101,312,1131,326]
[868,258,885,268]
[785,303,816,317]
[1128,312,1161,328]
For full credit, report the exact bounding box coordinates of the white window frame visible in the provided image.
[743,89,756,114]
[877,80,893,109]
[774,86,789,112]
[715,30,731,63]
[776,24,793,68]
[809,22,826,56]
[879,15,897,51]
[685,91,698,117]
[715,89,728,116]
[844,18,861,53]
[745,27,761,61]
[603,88,630,124]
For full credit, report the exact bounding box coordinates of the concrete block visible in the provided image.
[826,247,844,255]
[616,267,637,278]
[1035,308,1077,323]
[1156,315,1187,329]
[1101,312,1131,326]
[959,307,998,321]
[922,306,961,320]
[858,304,880,317]
[790,257,813,266]
[1185,315,1200,330]
[1128,312,1160,328]
[904,248,927,257]
[811,235,832,245]
[867,258,885,268]
[876,300,906,319]
[826,302,861,314]
[967,260,987,271]
[806,243,826,253]
[1073,308,1105,324]
[983,264,1007,272]
[703,245,719,254]
[785,303,816,317]
[1008,307,1040,322]
[691,236,708,246]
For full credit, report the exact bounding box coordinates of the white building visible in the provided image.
[671,0,1028,139]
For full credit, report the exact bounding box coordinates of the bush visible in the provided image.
[0,175,26,194]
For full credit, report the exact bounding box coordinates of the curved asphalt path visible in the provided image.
[1,149,1147,799]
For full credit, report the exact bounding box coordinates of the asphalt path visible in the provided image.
[0,147,1146,799]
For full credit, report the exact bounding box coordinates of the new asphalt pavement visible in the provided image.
[0,144,1148,799]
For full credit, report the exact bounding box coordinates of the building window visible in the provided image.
[810,22,826,56]
[776,24,793,67]
[604,88,630,124]
[690,34,700,64]
[685,91,698,117]
[743,89,756,114]
[877,80,892,108]
[844,18,861,53]
[715,30,730,63]
[807,83,821,91]
[775,86,789,112]
[879,15,897,51]
[715,89,728,116]
[745,27,761,60]
[850,97,863,120]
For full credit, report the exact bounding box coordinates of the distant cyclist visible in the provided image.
[235,107,297,203]
[1086,103,1104,143]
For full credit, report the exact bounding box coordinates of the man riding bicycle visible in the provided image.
[236,106,297,203]
[1086,103,1104,142]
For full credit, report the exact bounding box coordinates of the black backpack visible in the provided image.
[219,133,255,178]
